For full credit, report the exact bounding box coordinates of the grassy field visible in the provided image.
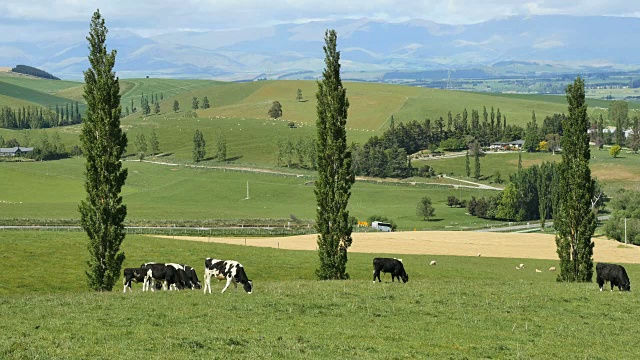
[0,72,81,94]
[0,158,499,230]
[0,81,82,109]
[1,230,639,358]
[413,146,640,193]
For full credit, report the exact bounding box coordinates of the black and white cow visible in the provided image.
[203,258,253,294]
[141,263,182,291]
[373,257,409,283]
[181,264,201,290]
[123,267,146,293]
[596,262,631,292]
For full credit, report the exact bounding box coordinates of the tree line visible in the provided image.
[0,103,82,129]
[350,107,525,178]
[0,132,81,160]
[192,128,226,163]
[275,134,316,169]
[11,65,60,80]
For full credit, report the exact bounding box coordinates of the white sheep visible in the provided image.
[430,260,436,266]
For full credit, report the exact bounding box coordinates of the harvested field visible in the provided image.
[151,231,640,264]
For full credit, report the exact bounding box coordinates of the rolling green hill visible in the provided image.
[0,157,497,230]
[0,71,80,94]
[0,81,83,109]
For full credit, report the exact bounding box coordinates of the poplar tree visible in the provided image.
[473,142,481,179]
[202,96,210,109]
[193,129,206,162]
[314,29,354,280]
[149,128,160,156]
[79,9,128,291]
[555,77,596,282]
[465,150,470,177]
[173,100,179,112]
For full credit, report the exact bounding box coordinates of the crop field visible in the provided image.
[0,158,499,230]
[1,230,639,358]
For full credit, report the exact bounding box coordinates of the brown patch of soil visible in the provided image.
[150,231,640,264]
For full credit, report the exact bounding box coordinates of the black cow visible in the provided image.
[141,263,182,291]
[123,267,146,293]
[596,262,631,292]
[203,258,253,294]
[373,257,408,283]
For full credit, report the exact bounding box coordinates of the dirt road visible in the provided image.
[151,231,640,264]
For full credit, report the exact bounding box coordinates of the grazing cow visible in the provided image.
[123,268,146,293]
[181,264,202,290]
[203,258,253,294]
[141,263,182,291]
[373,258,408,283]
[596,263,631,292]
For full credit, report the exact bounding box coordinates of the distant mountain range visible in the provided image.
[2,15,640,80]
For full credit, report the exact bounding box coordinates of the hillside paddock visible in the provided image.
[1,230,638,359]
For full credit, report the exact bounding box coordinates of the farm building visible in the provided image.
[489,140,524,151]
[0,147,33,157]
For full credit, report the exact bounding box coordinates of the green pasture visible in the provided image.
[0,94,40,109]
[393,88,571,128]
[413,146,640,193]
[0,157,499,230]
[206,80,420,131]
[0,81,82,109]
[1,231,639,359]
[0,72,81,94]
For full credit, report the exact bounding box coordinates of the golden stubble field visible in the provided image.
[152,231,640,264]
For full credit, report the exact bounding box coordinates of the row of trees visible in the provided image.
[192,128,227,162]
[275,134,316,169]
[0,103,82,129]
[0,132,80,160]
[192,96,210,110]
[133,129,160,161]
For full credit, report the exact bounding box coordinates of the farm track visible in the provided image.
[152,231,640,264]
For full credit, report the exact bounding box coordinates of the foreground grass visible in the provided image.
[1,231,639,359]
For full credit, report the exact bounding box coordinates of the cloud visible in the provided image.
[1,0,640,41]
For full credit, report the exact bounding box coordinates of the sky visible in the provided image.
[1,0,639,41]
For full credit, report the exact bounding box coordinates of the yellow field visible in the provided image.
[153,231,640,264]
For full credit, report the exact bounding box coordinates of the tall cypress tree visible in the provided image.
[474,142,481,179]
[465,150,470,177]
[555,77,596,282]
[314,29,354,280]
[79,9,128,291]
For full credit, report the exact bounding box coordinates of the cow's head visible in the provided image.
[623,280,631,291]
[192,281,202,290]
[243,280,253,294]
[400,272,409,283]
